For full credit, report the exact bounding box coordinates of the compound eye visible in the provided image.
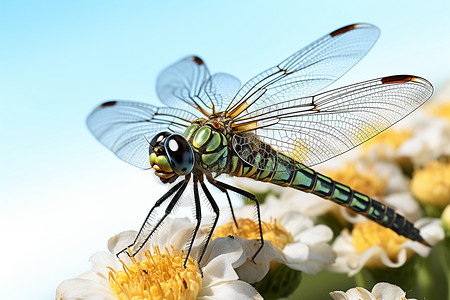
[150,131,172,147]
[148,131,172,155]
[164,134,194,175]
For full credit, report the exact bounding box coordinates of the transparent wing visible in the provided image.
[157,56,241,117]
[205,73,241,113]
[86,100,196,169]
[156,56,213,117]
[226,23,380,119]
[231,76,433,171]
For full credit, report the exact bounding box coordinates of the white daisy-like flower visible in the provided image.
[330,282,417,300]
[328,218,444,276]
[360,87,450,166]
[397,116,450,165]
[233,176,334,219]
[271,188,336,219]
[56,218,262,300]
[361,113,422,163]
[211,195,336,283]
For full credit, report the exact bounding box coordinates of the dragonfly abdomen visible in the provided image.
[237,151,426,245]
[303,172,424,243]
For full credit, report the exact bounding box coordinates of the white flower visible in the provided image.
[233,176,335,218]
[330,282,417,300]
[328,218,444,276]
[211,195,336,283]
[273,188,336,218]
[397,116,450,165]
[56,218,262,300]
[359,100,450,166]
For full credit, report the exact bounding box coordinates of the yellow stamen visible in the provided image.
[411,160,450,208]
[430,101,450,121]
[352,221,412,268]
[362,129,413,152]
[212,218,294,250]
[326,163,387,200]
[108,246,202,300]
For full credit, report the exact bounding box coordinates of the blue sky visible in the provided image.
[1,0,450,298]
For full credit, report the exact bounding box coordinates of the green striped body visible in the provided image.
[183,123,423,244]
[184,122,230,174]
[232,150,422,242]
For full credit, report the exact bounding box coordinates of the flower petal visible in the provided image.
[284,242,336,274]
[233,237,281,283]
[330,287,377,300]
[198,281,262,300]
[371,282,410,299]
[296,224,333,244]
[329,291,350,300]
[56,278,116,300]
[201,237,244,287]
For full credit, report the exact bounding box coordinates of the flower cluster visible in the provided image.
[57,82,450,299]
[56,207,335,300]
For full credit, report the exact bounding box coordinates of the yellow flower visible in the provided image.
[326,162,387,201]
[361,129,413,167]
[329,218,442,276]
[430,101,450,122]
[56,218,263,299]
[363,129,413,152]
[352,221,413,268]
[411,160,450,208]
[108,246,201,300]
[212,218,293,250]
[324,162,387,224]
[209,197,335,284]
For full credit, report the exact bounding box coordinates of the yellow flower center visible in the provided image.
[430,101,450,121]
[411,160,450,208]
[362,129,413,152]
[108,246,202,300]
[352,222,412,268]
[212,218,294,249]
[326,163,387,200]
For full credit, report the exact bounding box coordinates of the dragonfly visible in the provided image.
[87,23,433,267]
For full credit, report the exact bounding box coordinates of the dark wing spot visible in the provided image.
[381,75,413,84]
[191,56,204,65]
[330,24,359,37]
[100,101,117,107]
[183,279,188,289]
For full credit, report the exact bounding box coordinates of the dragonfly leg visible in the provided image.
[117,177,189,258]
[215,185,239,228]
[210,179,263,263]
[182,176,202,269]
[197,178,220,264]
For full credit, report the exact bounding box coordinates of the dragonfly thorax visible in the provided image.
[183,121,231,177]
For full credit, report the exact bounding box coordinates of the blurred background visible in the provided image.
[1,0,450,298]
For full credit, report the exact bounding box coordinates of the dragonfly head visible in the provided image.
[148,131,195,183]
